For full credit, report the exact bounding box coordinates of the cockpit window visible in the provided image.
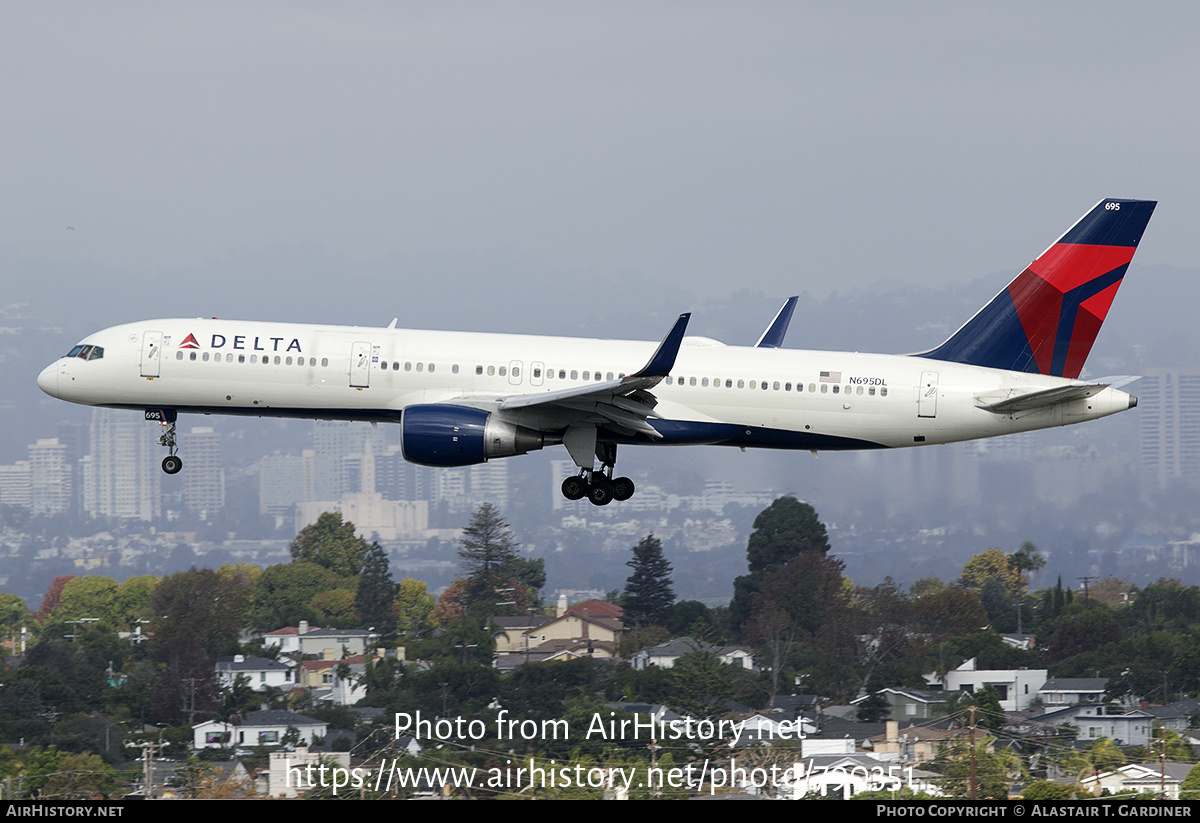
[65,344,105,360]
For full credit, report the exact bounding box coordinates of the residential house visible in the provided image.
[1038,677,1108,709]
[869,720,975,765]
[216,655,296,691]
[850,687,948,721]
[192,710,327,750]
[263,620,378,658]
[1079,763,1194,799]
[943,658,1047,711]
[630,636,756,671]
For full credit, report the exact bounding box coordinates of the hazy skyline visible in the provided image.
[3,3,1197,336]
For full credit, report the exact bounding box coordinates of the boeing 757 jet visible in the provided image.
[38,198,1156,505]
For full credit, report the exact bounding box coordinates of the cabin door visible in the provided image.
[350,342,373,388]
[918,371,939,418]
[140,331,163,378]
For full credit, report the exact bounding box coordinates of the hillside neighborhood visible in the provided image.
[3,499,1200,800]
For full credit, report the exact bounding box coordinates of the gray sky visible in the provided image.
[3,2,1197,334]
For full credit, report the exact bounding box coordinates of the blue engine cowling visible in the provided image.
[400,404,545,467]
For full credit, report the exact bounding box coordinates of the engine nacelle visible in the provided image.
[400,404,546,467]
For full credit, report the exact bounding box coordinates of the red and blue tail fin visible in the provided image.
[920,199,1156,378]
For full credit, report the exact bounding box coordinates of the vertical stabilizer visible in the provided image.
[920,199,1156,377]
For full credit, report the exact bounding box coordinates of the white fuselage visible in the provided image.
[37,318,1135,453]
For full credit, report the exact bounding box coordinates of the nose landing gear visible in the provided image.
[148,409,183,474]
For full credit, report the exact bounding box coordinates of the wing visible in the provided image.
[494,313,691,438]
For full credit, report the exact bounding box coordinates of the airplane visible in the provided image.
[38,198,1155,506]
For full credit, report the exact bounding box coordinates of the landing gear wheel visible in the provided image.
[561,475,587,500]
[162,455,183,475]
[611,476,635,501]
[587,476,614,506]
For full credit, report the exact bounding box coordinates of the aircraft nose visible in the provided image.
[37,362,59,397]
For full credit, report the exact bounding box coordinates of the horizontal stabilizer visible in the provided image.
[976,383,1109,413]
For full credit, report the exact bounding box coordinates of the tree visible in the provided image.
[732,497,832,632]
[747,496,830,573]
[623,534,674,627]
[395,578,436,639]
[355,541,397,632]
[290,512,370,578]
[457,503,520,611]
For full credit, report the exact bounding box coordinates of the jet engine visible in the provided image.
[399,404,546,467]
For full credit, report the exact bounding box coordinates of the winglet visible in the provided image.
[631,313,690,378]
[755,296,799,348]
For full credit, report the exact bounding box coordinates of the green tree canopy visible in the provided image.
[355,541,397,632]
[290,512,370,578]
[746,496,830,573]
[457,503,521,612]
[623,534,674,627]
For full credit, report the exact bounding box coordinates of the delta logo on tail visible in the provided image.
[179,333,200,350]
[920,199,1156,378]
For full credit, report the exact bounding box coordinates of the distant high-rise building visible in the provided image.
[0,461,32,509]
[1140,370,1200,490]
[469,461,509,510]
[87,409,160,520]
[182,427,224,515]
[260,452,305,516]
[29,438,72,515]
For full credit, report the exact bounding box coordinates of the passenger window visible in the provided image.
[725,379,733,388]
[203,353,210,362]
[176,351,184,360]
[190,352,197,361]
[820,384,827,393]
[274,356,281,365]
[595,372,602,381]
[476,365,483,375]
[429,363,436,373]
[251,355,258,364]
[488,366,495,376]
[321,358,328,367]
[772,382,779,390]
[452,364,459,374]
[405,362,412,371]
[416,363,423,372]
[689,377,696,386]
[511,366,518,377]
[239,355,245,363]
[533,368,541,378]
[381,361,388,370]
[701,378,709,387]
[570,370,578,380]
[881,387,888,397]
[583,371,590,380]
[869,386,875,396]
[559,370,567,379]
[499,366,507,376]
[286,357,293,365]
[808,383,816,392]
[785,382,791,391]
[857,386,863,395]
[832,385,839,394]
[606,372,614,380]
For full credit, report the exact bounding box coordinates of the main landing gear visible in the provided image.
[152,410,182,475]
[560,442,635,506]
